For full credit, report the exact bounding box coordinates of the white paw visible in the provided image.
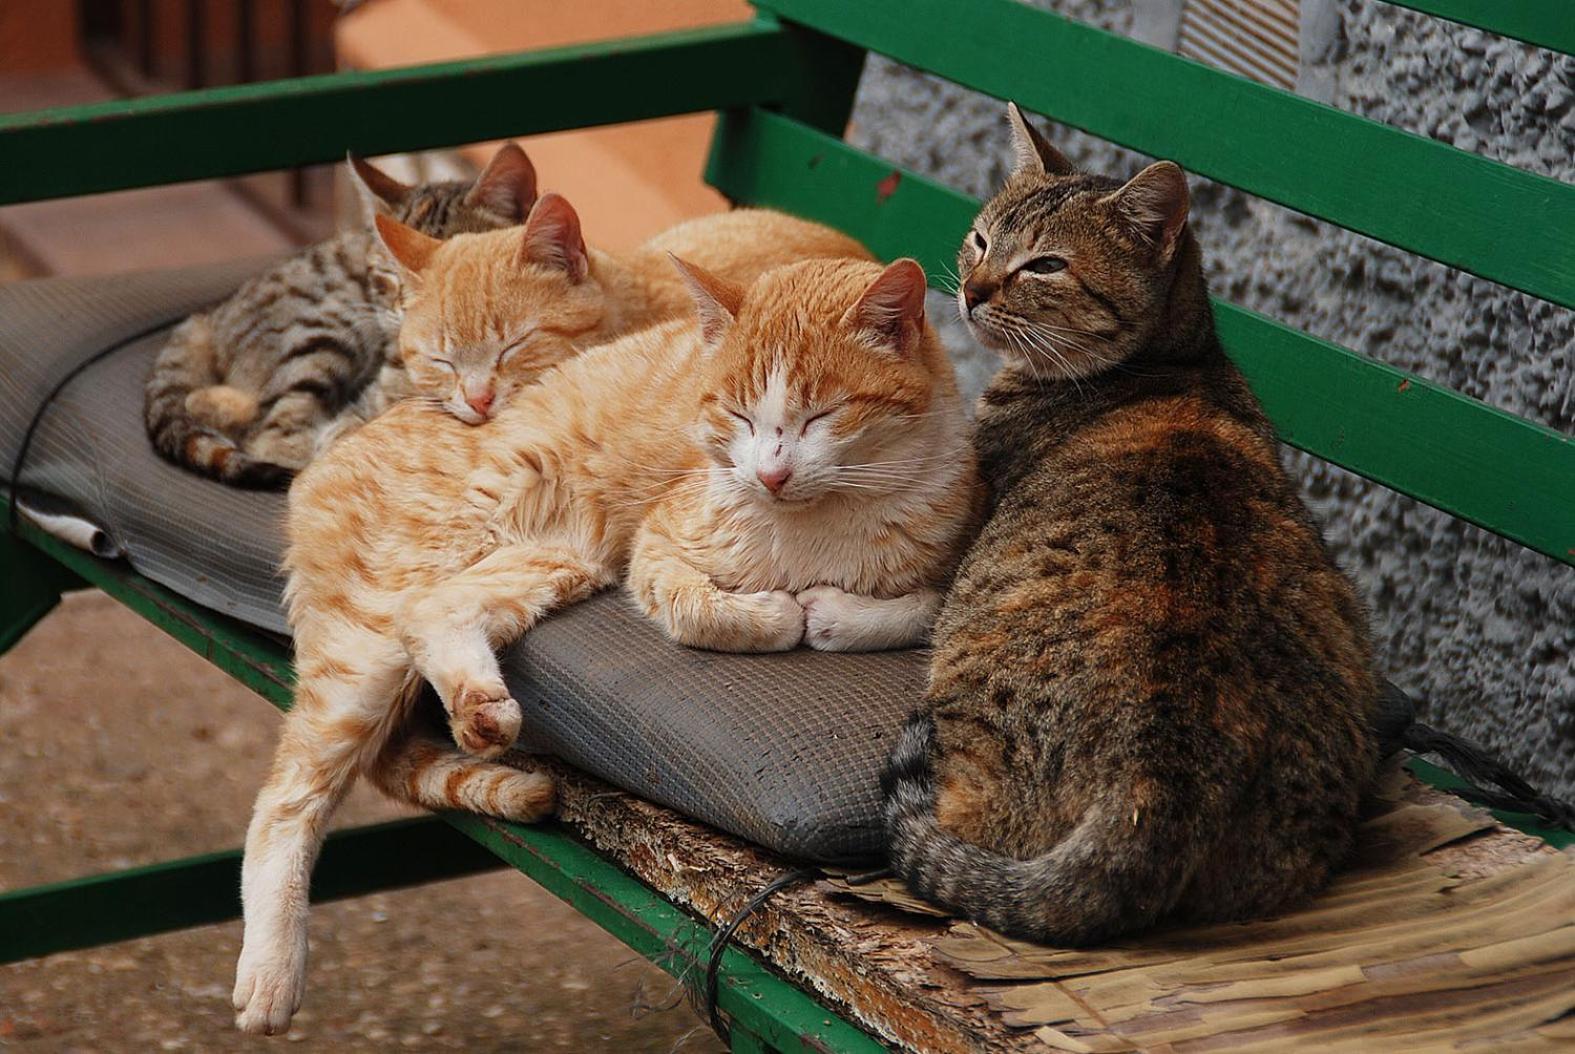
[740,590,806,651]
[233,940,306,1035]
[797,586,868,652]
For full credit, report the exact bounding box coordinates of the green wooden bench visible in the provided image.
[1,1,1571,1049]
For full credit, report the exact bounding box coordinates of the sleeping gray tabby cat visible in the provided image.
[143,142,536,488]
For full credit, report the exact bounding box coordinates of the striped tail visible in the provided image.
[881,713,1173,945]
[365,727,556,822]
[143,315,293,489]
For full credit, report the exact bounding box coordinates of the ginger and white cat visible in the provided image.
[233,256,980,1034]
[370,201,872,423]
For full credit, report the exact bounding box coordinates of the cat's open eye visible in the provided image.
[971,230,988,254]
[728,410,755,436]
[1021,255,1068,276]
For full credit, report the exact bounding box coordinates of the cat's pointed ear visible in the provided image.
[668,253,743,348]
[465,142,537,223]
[374,213,441,275]
[347,153,412,215]
[1006,102,1074,179]
[1103,161,1190,258]
[843,258,928,357]
[518,193,589,282]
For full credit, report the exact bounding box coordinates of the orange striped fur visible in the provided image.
[233,255,980,1034]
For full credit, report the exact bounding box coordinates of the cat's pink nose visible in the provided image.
[757,465,792,495]
[465,388,495,418]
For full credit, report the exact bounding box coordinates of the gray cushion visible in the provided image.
[0,265,920,862]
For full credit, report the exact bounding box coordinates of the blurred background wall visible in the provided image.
[1,0,1569,795]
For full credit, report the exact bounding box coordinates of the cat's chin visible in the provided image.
[753,490,828,511]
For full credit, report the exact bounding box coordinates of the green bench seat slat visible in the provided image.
[707,109,1575,568]
[0,21,794,206]
[1382,1,1575,56]
[752,0,1575,311]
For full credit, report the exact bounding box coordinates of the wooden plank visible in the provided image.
[706,109,1575,568]
[1381,1,1575,56]
[0,818,506,964]
[0,21,795,205]
[750,0,1575,310]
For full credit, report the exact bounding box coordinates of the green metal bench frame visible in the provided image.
[1,2,1571,1049]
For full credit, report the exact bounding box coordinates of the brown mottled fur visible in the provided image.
[233,257,979,1034]
[882,105,1379,944]
[374,202,874,424]
[143,144,537,487]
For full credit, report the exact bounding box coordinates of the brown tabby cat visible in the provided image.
[234,255,979,1034]
[372,202,873,422]
[882,104,1378,944]
[144,143,536,487]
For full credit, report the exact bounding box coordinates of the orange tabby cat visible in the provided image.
[372,201,872,422]
[233,256,979,1034]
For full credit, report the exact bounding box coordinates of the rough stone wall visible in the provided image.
[850,0,1575,795]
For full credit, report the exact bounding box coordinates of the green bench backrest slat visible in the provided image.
[0,22,795,206]
[751,0,1575,311]
[1381,1,1575,56]
[707,108,1575,568]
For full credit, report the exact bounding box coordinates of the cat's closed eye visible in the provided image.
[499,339,532,364]
[430,358,456,374]
[728,410,755,435]
[802,407,838,434]
[1020,256,1067,276]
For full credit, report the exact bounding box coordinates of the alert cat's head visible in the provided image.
[959,103,1197,380]
[375,193,603,424]
[349,140,538,237]
[672,255,962,509]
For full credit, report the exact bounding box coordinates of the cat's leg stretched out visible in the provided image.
[397,544,614,757]
[233,635,407,1035]
[796,586,941,651]
[627,519,805,652]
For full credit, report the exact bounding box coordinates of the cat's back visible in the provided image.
[288,399,484,550]
[642,209,872,275]
[213,228,381,329]
[939,376,1375,722]
[201,230,392,393]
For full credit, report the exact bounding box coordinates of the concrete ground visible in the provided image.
[0,590,723,1052]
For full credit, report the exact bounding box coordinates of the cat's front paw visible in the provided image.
[451,680,522,759]
[233,939,306,1035]
[797,586,868,652]
[731,590,805,652]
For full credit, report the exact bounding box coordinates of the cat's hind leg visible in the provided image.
[398,544,614,758]
[233,640,408,1036]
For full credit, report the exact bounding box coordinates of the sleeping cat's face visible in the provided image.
[959,103,1191,380]
[676,256,955,508]
[376,194,604,424]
